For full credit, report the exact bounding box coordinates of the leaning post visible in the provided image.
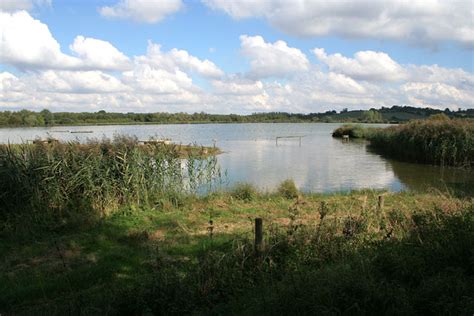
[254,218,263,255]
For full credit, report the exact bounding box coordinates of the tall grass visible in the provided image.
[332,119,474,167]
[142,194,474,315]
[0,136,220,226]
[368,119,474,167]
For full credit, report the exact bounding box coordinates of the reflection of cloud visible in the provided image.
[216,124,402,192]
[4,123,470,194]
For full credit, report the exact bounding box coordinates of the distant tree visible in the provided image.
[341,108,348,113]
[362,110,383,123]
[40,109,54,125]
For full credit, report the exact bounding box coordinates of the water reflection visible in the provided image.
[0,123,472,195]
[384,159,474,197]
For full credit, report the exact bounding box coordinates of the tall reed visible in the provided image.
[368,119,474,167]
[0,136,220,225]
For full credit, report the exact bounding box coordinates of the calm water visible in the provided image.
[1,123,472,194]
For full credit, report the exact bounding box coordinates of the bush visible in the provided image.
[231,183,257,201]
[332,124,371,138]
[277,179,299,199]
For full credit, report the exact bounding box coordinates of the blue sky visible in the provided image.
[0,0,473,113]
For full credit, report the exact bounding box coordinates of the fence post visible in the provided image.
[255,218,263,255]
[378,195,384,212]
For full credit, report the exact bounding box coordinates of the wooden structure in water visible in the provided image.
[276,135,305,146]
[70,131,93,134]
[32,138,59,144]
[140,139,172,145]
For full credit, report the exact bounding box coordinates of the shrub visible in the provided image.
[231,183,258,201]
[277,179,299,199]
[332,124,370,138]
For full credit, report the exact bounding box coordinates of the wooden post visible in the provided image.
[378,195,384,212]
[299,136,302,147]
[275,137,278,146]
[254,218,263,255]
[362,195,367,211]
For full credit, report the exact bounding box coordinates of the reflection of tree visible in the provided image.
[384,158,474,197]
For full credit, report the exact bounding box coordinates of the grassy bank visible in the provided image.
[1,186,473,314]
[333,118,474,167]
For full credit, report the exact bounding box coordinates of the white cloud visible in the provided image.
[203,0,474,48]
[34,70,130,93]
[212,77,264,95]
[69,36,131,71]
[137,42,224,78]
[0,11,472,114]
[240,35,309,78]
[0,11,80,69]
[401,82,474,109]
[122,64,195,94]
[314,48,407,82]
[0,0,51,12]
[0,11,130,71]
[99,0,183,23]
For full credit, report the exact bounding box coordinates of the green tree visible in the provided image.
[40,109,54,125]
[362,110,383,123]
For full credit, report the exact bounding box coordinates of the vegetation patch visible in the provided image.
[0,136,220,228]
[333,117,474,167]
[1,190,472,314]
[277,179,299,199]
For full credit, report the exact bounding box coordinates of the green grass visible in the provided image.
[1,187,473,314]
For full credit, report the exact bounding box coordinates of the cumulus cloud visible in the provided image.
[34,70,130,94]
[0,11,80,69]
[137,42,224,78]
[0,10,472,114]
[0,11,130,71]
[70,36,131,71]
[0,0,51,12]
[313,48,408,82]
[211,77,264,95]
[240,35,309,78]
[203,0,474,48]
[99,0,183,23]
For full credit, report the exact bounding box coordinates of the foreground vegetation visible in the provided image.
[1,106,473,127]
[1,136,473,314]
[333,117,474,167]
[0,137,220,228]
[1,188,473,315]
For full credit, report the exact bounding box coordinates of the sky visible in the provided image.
[0,0,473,114]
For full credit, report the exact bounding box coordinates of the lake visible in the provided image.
[1,123,472,195]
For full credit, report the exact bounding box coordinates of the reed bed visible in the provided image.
[0,136,220,227]
[333,119,474,167]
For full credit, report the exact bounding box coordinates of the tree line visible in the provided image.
[0,106,472,127]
